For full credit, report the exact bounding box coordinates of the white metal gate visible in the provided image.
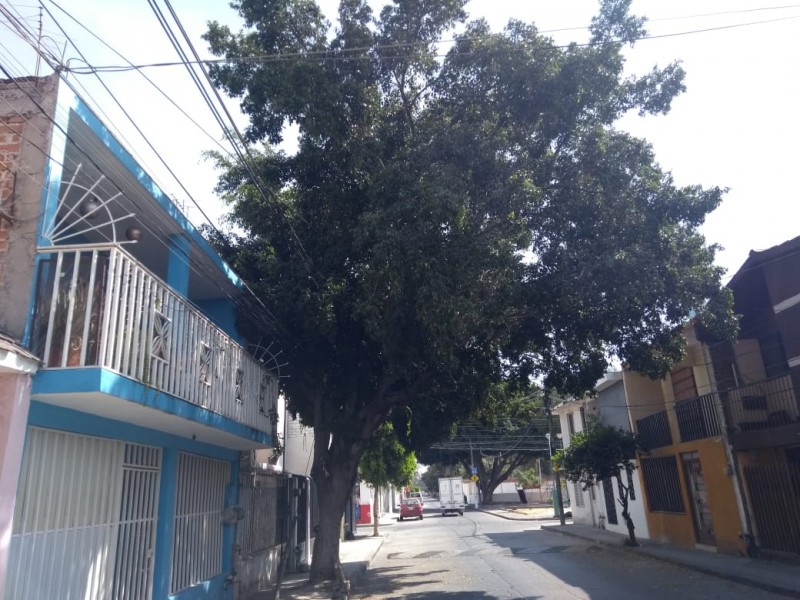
[170,452,230,594]
[113,443,162,599]
[5,428,161,600]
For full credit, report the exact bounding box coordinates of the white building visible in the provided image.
[554,372,650,540]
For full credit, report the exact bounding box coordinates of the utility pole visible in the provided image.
[545,393,566,526]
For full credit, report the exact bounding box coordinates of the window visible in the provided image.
[602,479,618,524]
[573,483,585,507]
[627,469,636,501]
[671,367,697,402]
[579,406,586,430]
[640,456,685,513]
[567,412,575,435]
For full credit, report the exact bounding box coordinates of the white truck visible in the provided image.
[438,477,465,516]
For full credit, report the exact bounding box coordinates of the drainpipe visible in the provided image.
[702,344,755,551]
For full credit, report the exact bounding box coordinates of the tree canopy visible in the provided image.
[203,0,734,581]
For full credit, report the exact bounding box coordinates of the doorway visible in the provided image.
[681,451,716,546]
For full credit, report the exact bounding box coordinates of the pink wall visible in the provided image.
[0,372,33,595]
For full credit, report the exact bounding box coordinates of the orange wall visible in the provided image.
[643,439,744,555]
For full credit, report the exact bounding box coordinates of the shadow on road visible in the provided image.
[352,564,543,600]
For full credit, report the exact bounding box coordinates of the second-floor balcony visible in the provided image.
[675,392,722,443]
[724,374,799,433]
[31,245,278,436]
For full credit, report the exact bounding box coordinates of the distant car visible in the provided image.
[407,491,424,507]
[399,498,423,521]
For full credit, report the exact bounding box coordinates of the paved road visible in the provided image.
[354,509,791,600]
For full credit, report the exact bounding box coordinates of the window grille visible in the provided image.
[602,479,618,524]
[573,483,585,507]
[627,469,636,501]
[641,456,686,513]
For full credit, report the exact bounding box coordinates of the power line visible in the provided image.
[54,12,800,74]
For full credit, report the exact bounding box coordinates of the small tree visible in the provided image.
[513,461,541,490]
[360,423,417,536]
[555,422,642,546]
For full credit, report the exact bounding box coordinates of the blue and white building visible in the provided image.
[0,74,284,599]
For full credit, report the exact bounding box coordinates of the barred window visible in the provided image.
[641,456,685,513]
[627,469,636,501]
[573,483,585,507]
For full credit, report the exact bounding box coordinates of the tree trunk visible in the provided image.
[309,434,362,583]
[615,473,637,546]
[372,485,380,537]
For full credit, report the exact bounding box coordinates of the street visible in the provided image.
[353,508,791,600]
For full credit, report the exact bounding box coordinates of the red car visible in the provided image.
[399,498,423,521]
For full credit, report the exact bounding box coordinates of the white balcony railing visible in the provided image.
[32,245,278,434]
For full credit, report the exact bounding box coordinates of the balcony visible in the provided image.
[675,393,722,442]
[31,245,277,435]
[635,410,673,450]
[725,375,799,434]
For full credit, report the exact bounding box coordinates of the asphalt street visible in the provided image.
[352,508,792,600]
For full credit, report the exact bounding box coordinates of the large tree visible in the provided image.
[419,384,551,505]
[203,0,734,582]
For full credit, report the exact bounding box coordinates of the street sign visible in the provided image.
[470,475,479,483]
[470,467,478,475]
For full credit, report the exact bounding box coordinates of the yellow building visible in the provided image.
[625,324,746,555]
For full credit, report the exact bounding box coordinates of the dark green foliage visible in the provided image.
[203,0,735,579]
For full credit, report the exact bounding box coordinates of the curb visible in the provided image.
[477,508,562,522]
[344,536,386,592]
[545,526,800,599]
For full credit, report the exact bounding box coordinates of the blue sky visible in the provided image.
[2,0,798,279]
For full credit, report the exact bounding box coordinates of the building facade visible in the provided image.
[0,74,284,599]
[627,325,745,555]
[555,372,650,540]
[708,236,800,557]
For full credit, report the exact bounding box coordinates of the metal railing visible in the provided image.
[725,374,799,432]
[635,410,673,449]
[675,392,722,442]
[32,245,277,434]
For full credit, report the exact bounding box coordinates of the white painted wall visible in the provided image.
[556,381,650,540]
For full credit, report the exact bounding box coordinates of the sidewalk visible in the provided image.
[262,512,396,600]
[480,503,800,598]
